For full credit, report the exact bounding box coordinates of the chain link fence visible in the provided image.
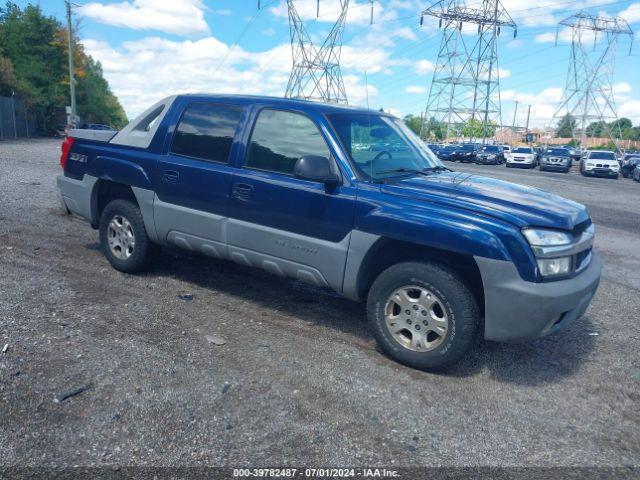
[0,96,38,140]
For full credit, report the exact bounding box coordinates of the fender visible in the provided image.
[342,198,538,300]
[90,155,154,190]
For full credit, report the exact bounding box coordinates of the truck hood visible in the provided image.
[380,172,589,230]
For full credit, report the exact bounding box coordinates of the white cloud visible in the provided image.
[269,0,384,27]
[613,82,633,94]
[405,85,426,94]
[499,68,511,79]
[79,0,209,36]
[81,34,389,117]
[619,3,640,23]
[215,9,232,16]
[618,100,640,123]
[414,59,434,75]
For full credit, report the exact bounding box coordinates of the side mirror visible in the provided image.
[294,155,341,189]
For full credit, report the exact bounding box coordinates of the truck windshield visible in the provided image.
[513,147,533,153]
[547,148,569,155]
[327,113,443,180]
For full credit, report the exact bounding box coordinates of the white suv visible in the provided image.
[506,146,536,169]
[580,150,620,179]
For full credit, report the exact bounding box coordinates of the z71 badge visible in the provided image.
[69,152,88,163]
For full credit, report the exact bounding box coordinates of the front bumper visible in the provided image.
[475,253,602,342]
[540,161,570,171]
[584,168,618,177]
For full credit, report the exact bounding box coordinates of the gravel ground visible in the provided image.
[0,139,639,469]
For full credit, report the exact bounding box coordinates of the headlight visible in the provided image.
[522,228,572,246]
[587,163,594,167]
[537,257,571,276]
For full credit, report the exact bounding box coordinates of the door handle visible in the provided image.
[163,170,180,183]
[232,183,254,201]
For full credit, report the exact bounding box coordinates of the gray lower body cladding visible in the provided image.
[58,173,602,344]
[475,253,602,342]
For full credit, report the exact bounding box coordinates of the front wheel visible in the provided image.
[99,199,156,273]
[366,262,479,371]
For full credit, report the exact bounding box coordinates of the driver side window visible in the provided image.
[245,109,330,175]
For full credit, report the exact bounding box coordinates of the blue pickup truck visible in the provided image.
[57,94,601,370]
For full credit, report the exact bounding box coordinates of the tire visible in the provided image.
[366,261,479,371]
[99,199,156,273]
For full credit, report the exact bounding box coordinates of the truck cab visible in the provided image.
[57,94,601,371]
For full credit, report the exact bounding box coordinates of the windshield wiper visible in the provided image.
[423,165,451,172]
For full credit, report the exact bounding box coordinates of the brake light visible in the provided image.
[60,137,75,169]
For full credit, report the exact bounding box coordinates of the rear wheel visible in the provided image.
[367,262,479,371]
[99,199,156,273]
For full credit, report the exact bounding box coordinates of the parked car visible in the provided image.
[56,94,601,371]
[539,147,572,173]
[506,146,536,168]
[449,143,478,162]
[427,144,441,156]
[633,164,640,182]
[502,145,511,154]
[580,150,620,178]
[78,123,116,131]
[475,145,504,165]
[53,124,67,138]
[435,144,457,161]
[563,146,582,162]
[620,154,640,178]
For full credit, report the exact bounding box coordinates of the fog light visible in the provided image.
[537,257,571,277]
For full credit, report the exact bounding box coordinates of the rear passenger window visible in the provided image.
[245,109,329,175]
[171,103,243,163]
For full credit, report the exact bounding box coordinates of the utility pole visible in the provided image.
[11,91,17,138]
[551,12,633,152]
[525,104,531,142]
[511,99,518,144]
[420,0,516,145]
[65,0,77,126]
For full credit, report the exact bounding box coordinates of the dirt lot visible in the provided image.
[1,139,639,468]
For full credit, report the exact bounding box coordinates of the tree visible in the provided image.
[462,118,496,139]
[555,113,576,138]
[403,114,423,136]
[423,116,445,140]
[0,2,127,131]
[586,121,606,138]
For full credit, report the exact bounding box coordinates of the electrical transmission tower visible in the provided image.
[420,0,516,143]
[283,0,351,104]
[551,13,634,149]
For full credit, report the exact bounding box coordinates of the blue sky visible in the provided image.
[24,0,640,127]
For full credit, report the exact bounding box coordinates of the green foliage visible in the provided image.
[0,1,127,131]
[461,118,496,139]
[76,56,127,128]
[555,114,576,138]
[585,117,638,140]
[402,115,446,141]
[403,114,422,136]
